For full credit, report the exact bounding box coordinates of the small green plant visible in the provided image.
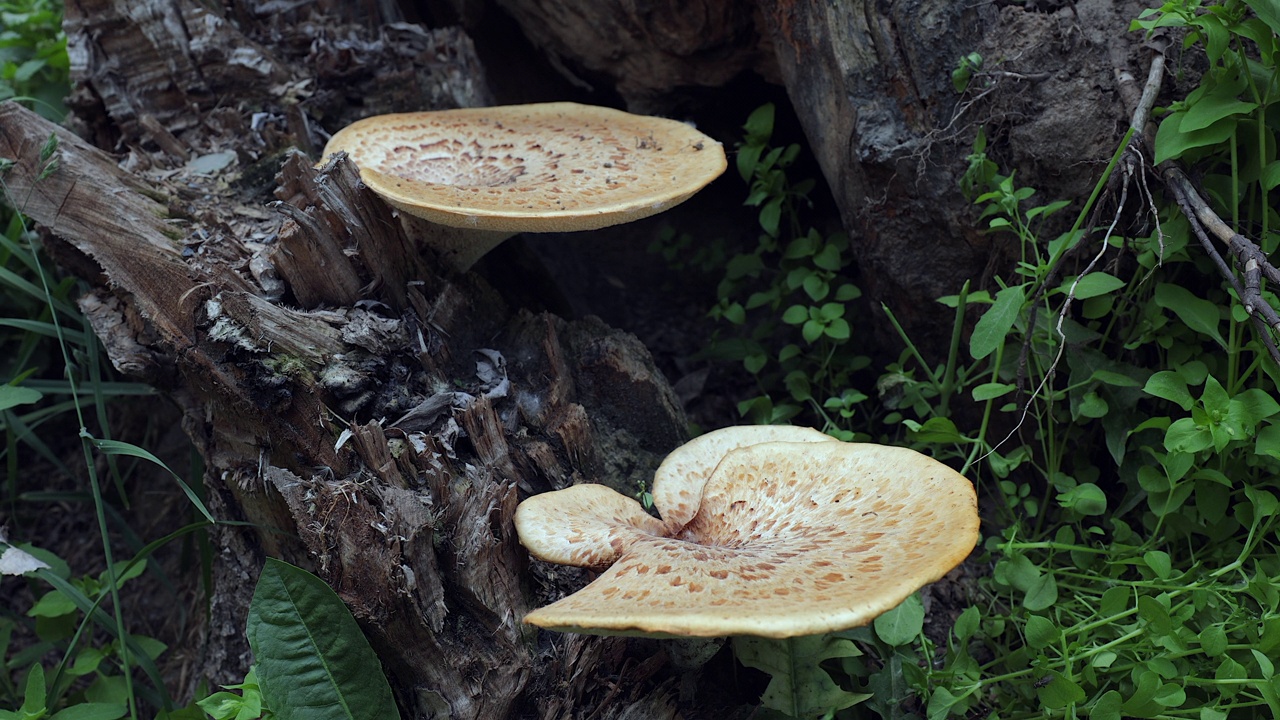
[697,103,870,434]
[653,4,1280,718]
[0,0,69,120]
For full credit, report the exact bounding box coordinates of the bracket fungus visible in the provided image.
[514,425,979,639]
[321,102,727,272]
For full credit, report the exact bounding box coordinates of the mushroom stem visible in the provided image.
[398,214,515,273]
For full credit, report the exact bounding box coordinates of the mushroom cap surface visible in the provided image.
[518,437,979,639]
[322,102,727,233]
[651,424,838,530]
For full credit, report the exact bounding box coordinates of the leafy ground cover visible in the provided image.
[661,1,1280,717]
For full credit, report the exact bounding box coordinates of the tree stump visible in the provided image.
[2,3,703,716]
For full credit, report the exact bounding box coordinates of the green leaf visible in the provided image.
[873,593,924,646]
[812,243,841,271]
[247,558,401,720]
[1062,272,1124,299]
[91,438,215,523]
[1091,369,1142,388]
[759,197,782,237]
[1023,573,1058,611]
[1144,370,1194,410]
[1036,671,1085,710]
[28,589,76,618]
[1262,160,1280,191]
[20,664,47,717]
[1199,625,1228,657]
[905,416,965,444]
[1024,615,1058,649]
[953,606,979,642]
[972,382,1015,401]
[0,385,42,411]
[48,704,128,720]
[1257,423,1280,458]
[1180,83,1258,132]
[1143,550,1172,579]
[1090,690,1123,720]
[742,103,775,142]
[970,285,1025,360]
[733,635,871,718]
[1243,0,1280,37]
[781,305,808,325]
[1155,112,1239,164]
[1057,483,1106,516]
[1154,283,1225,347]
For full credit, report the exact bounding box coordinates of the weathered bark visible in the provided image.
[5,3,706,717]
[496,0,1147,348]
[755,0,1146,349]
[494,0,778,102]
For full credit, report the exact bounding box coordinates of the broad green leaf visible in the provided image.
[1062,271,1125,299]
[1165,417,1212,453]
[781,304,808,325]
[1263,159,1280,191]
[1155,112,1239,164]
[1091,369,1142,387]
[1180,82,1258,132]
[1037,671,1085,710]
[48,704,127,720]
[1154,283,1225,347]
[1144,371,1193,410]
[1024,615,1058,649]
[953,606,979,642]
[247,558,401,720]
[926,686,962,720]
[1257,423,1280,459]
[1243,0,1280,37]
[970,285,1025,360]
[1023,573,1058,611]
[733,634,870,718]
[0,385,42,411]
[28,589,76,618]
[873,593,924,646]
[1077,391,1108,418]
[904,416,965,444]
[1200,625,1228,657]
[1252,649,1275,678]
[972,382,1015,401]
[1090,689,1123,720]
[1231,388,1280,424]
[1143,550,1172,579]
[1057,483,1106,516]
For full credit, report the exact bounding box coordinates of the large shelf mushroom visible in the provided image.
[515,425,979,639]
[321,102,727,272]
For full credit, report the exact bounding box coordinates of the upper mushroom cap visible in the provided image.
[517,433,979,639]
[321,102,727,233]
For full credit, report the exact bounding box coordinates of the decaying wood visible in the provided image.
[3,2,711,714]
[1,97,694,716]
[495,0,777,103]
[495,0,1145,349]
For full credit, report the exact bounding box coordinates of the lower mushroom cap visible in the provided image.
[522,440,979,639]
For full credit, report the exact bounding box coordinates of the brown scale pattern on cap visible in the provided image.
[650,425,837,531]
[514,484,667,569]
[519,434,979,639]
[321,102,726,233]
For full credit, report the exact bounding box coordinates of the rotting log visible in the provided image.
[0,98,693,718]
[2,3,702,715]
[496,0,1144,350]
